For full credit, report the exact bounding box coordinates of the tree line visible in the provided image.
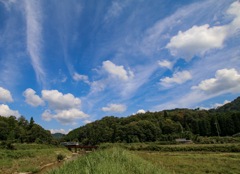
[0,115,53,145]
[64,108,240,145]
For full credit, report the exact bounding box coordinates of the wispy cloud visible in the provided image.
[73,72,90,84]
[102,60,134,81]
[24,0,45,86]
[158,60,173,70]
[104,0,130,22]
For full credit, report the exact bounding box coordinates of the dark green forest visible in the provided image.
[64,97,240,145]
[0,116,53,145]
[1,97,240,146]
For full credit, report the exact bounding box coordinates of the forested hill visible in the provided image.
[64,97,240,145]
[216,97,240,112]
[0,116,53,144]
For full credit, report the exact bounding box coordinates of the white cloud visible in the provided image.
[42,90,81,110]
[73,72,90,84]
[160,71,192,87]
[166,24,227,60]
[23,88,44,107]
[42,108,88,125]
[24,0,45,86]
[166,1,240,61]
[0,104,20,118]
[136,109,146,114]
[214,100,231,108]
[0,87,13,102]
[158,60,173,69]
[50,128,72,134]
[102,60,134,81]
[83,120,92,124]
[102,103,126,113]
[192,68,240,95]
[141,0,217,56]
[42,110,52,121]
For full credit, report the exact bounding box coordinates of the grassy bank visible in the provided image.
[0,143,71,174]
[136,151,240,174]
[47,147,168,174]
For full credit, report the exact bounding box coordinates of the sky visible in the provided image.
[0,0,240,134]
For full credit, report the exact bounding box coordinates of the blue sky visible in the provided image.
[0,0,240,134]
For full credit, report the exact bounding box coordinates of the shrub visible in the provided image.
[57,154,65,161]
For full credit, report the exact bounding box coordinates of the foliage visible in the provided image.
[47,147,168,174]
[64,107,240,145]
[57,153,65,161]
[52,133,65,139]
[0,115,53,144]
[215,96,240,112]
[99,142,240,152]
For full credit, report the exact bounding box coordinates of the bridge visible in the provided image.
[61,142,98,152]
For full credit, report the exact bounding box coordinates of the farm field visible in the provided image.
[47,143,240,174]
[0,143,72,174]
[1,143,240,174]
[136,151,240,174]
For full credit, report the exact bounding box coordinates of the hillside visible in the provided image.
[216,97,240,112]
[0,116,53,144]
[64,96,240,145]
[52,133,65,139]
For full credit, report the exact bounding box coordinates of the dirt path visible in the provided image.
[37,153,81,174]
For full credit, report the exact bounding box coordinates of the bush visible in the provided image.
[57,154,65,161]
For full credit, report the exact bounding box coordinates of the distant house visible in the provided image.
[175,138,193,144]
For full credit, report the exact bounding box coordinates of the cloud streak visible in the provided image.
[24,0,45,86]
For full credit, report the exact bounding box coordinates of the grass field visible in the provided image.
[0,143,72,174]
[1,143,240,174]
[136,151,240,174]
[48,144,240,174]
[47,147,168,174]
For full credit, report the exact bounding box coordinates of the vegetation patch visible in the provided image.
[0,143,71,174]
[99,142,240,152]
[47,147,168,174]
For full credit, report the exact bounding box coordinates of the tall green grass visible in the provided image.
[136,151,240,174]
[100,143,240,152]
[48,147,168,174]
